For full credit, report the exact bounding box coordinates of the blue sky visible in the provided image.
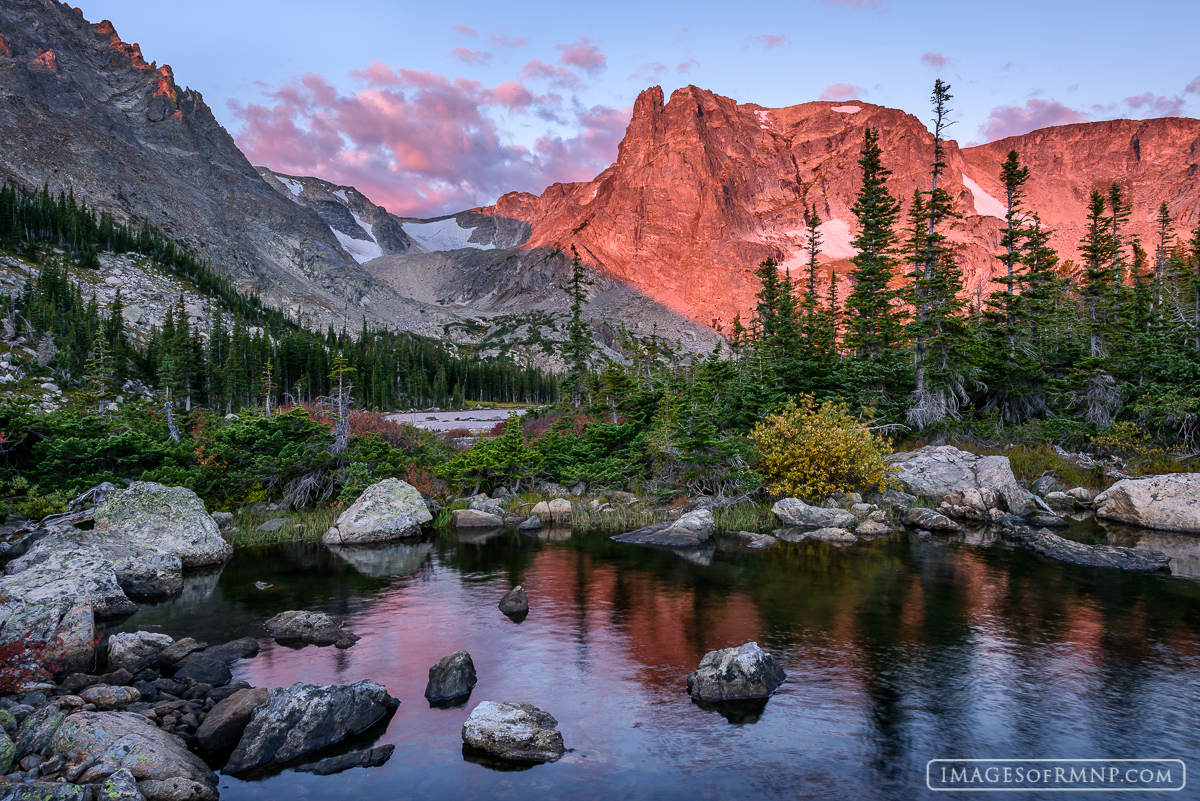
[81,0,1200,216]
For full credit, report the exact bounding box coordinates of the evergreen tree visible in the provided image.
[562,246,595,406]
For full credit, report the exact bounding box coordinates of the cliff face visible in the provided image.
[0,0,399,327]
[481,86,1200,326]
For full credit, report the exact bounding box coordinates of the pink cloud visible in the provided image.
[746,34,789,51]
[521,58,580,87]
[979,98,1087,141]
[556,37,606,75]
[488,31,530,48]
[447,47,491,66]
[920,51,947,68]
[677,58,699,74]
[630,62,667,81]
[1188,76,1200,94]
[819,82,865,101]
[229,65,629,217]
[1123,92,1185,117]
[451,25,477,37]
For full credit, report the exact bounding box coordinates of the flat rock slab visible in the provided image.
[264,611,359,649]
[171,653,231,687]
[295,744,395,775]
[451,509,505,529]
[225,680,398,774]
[461,701,565,763]
[1005,527,1172,572]
[613,510,715,547]
[772,498,856,529]
[686,642,787,702]
[776,527,857,544]
[323,479,432,546]
[202,637,260,663]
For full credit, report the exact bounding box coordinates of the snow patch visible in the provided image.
[330,226,383,264]
[832,105,861,114]
[332,189,349,202]
[755,109,772,130]
[817,218,858,259]
[961,173,1008,220]
[402,218,496,251]
[276,175,304,197]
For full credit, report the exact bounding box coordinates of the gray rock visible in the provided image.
[93,482,232,567]
[256,518,289,533]
[14,705,63,760]
[79,685,141,709]
[201,638,260,664]
[0,594,96,676]
[888,446,1038,517]
[195,687,268,752]
[685,642,786,702]
[424,650,477,702]
[114,554,183,598]
[771,498,857,529]
[102,768,145,801]
[450,509,504,529]
[775,527,857,544]
[1029,514,1069,527]
[854,519,893,538]
[728,530,777,549]
[107,632,174,673]
[0,729,12,774]
[468,497,507,517]
[1066,487,1096,505]
[264,611,359,649]
[0,779,90,800]
[461,701,564,763]
[517,515,543,531]
[51,711,217,790]
[171,654,230,687]
[1095,474,1200,533]
[498,586,528,616]
[903,507,963,532]
[613,509,715,547]
[225,681,398,774]
[547,498,572,523]
[1031,473,1064,496]
[1044,491,1075,509]
[1004,527,1172,572]
[294,744,395,775]
[135,777,216,801]
[2,542,136,618]
[155,639,206,667]
[530,501,551,520]
[321,479,432,546]
[210,512,234,530]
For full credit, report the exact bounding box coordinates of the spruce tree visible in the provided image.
[562,246,595,406]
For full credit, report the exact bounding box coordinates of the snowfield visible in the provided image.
[403,218,495,251]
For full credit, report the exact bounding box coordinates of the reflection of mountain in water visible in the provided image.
[328,542,433,579]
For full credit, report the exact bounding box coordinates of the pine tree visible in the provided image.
[562,246,595,406]
[1079,190,1115,358]
[81,327,114,414]
[993,150,1030,340]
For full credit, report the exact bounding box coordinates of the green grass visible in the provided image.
[222,506,339,547]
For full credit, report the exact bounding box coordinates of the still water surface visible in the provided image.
[105,524,1200,800]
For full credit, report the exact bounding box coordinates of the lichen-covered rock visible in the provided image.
[93,482,231,567]
[0,596,95,676]
[461,701,565,763]
[450,509,504,529]
[0,729,12,774]
[101,768,145,801]
[2,544,135,618]
[853,519,893,538]
[424,650,477,702]
[468,497,507,517]
[14,705,64,761]
[771,498,857,529]
[78,684,141,709]
[686,642,787,702]
[498,586,528,616]
[195,687,268,752]
[321,479,432,546]
[888,446,1038,517]
[612,509,715,547]
[1095,474,1200,533]
[135,777,215,801]
[107,632,174,673]
[264,611,359,649]
[224,681,398,774]
[50,711,217,792]
[0,779,90,800]
[547,498,572,523]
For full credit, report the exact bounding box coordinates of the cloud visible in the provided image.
[630,62,667,81]
[819,82,865,101]
[745,34,789,51]
[521,58,580,87]
[920,51,947,68]
[451,25,477,37]
[556,37,606,75]
[447,47,491,66]
[978,98,1087,141]
[677,58,699,74]
[488,31,530,48]
[1187,76,1200,94]
[1001,61,1017,71]
[1123,92,1185,117]
[229,64,630,217]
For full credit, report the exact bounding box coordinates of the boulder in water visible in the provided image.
[264,611,359,649]
[93,482,232,567]
[686,642,787,702]
[902,507,962,532]
[461,701,565,763]
[1095,474,1200,533]
[1004,527,1172,571]
[321,479,432,546]
[424,650,478,702]
[613,509,715,547]
[498,586,528,616]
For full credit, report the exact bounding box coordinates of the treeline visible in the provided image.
[0,182,557,410]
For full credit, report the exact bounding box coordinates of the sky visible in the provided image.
[82,0,1200,218]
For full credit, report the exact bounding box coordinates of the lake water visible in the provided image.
[104,523,1200,800]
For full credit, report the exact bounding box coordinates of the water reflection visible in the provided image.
[101,527,1200,801]
[328,542,433,578]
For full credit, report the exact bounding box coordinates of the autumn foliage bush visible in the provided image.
[750,396,898,501]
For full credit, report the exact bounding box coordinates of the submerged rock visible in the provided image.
[264,611,360,649]
[613,509,715,547]
[461,701,565,763]
[1095,474,1200,533]
[225,680,398,774]
[424,650,478,702]
[93,482,232,567]
[321,479,432,546]
[498,586,528,616]
[728,530,777,549]
[107,632,174,673]
[1004,527,1172,571]
[771,498,856,530]
[776,527,857,544]
[686,642,787,702]
[295,744,395,775]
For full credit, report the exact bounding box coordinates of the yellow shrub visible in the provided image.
[750,396,898,500]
